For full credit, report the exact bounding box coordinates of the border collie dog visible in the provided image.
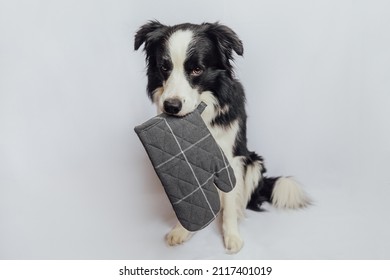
[135,21,309,253]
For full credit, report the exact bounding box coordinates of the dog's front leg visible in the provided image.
[222,190,244,254]
[222,157,244,254]
[166,222,192,246]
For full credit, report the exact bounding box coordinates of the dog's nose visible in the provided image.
[163,98,182,115]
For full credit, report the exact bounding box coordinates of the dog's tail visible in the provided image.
[247,176,310,211]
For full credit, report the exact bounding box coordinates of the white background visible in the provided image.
[1,0,389,259]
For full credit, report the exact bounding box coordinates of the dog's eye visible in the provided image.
[160,60,171,72]
[191,67,203,76]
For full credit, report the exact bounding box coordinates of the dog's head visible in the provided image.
[135,21,243,116]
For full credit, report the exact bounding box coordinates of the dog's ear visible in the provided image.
[203,22,244,57]
[134,20,168,51]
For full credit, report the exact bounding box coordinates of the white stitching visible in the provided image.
[162,118,217,218]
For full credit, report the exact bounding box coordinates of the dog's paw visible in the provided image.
[166,224,191,246]
[224,234,243,254]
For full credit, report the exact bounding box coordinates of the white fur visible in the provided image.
[166,222,192,246]
[158,30,200,116]
[272,177,310,209]
[221,156,245,253]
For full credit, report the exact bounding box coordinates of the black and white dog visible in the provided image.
[135,21,309,253]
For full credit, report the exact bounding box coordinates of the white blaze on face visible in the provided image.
[158,29,200,116]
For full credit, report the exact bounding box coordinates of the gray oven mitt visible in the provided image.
[134,102,236,232]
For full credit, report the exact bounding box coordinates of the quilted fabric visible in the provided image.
[134,102,236,232]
